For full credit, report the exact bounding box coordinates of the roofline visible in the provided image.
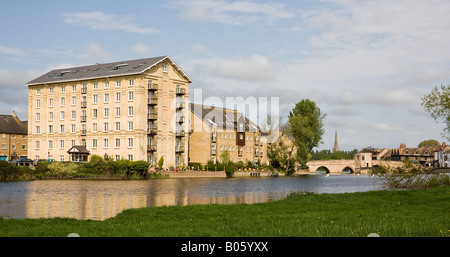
[25,55,192,86]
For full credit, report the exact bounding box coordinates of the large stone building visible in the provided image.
[188,104,268,165]
[26,56,191,167]
[0,111,28,161]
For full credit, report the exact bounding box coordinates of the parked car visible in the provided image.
[14,158,34,167]
[33,159,54,166]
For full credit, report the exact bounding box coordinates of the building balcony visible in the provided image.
[81,101,87,108]
[81,130,87,136]
[254,152,259,157]
[176,130,185,137]
[211,149,216,155]
[148,112,158,120]
[177,116,184,123]
[175,146,185,153]
[176,88,186,95]
[148,83,158,91]
[176,103,185,109]
[148,128,157,135]
[80,116,87,122]
[148,97,158,105]
[147,144,157,152]
[238,151,242,156]
[81,88,87,94]
[211,136,216,143]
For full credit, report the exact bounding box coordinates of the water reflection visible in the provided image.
[0,175,384,220]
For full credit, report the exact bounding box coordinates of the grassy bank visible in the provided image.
[1,186,449,237]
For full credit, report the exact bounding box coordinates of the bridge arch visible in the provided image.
[315,166,330,174]
[342,166,354,174]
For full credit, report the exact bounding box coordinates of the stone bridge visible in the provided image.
[306,159,404,174]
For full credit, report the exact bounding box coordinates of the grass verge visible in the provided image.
[0,186,449,237]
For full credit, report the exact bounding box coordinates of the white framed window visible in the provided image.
[104,108,109,118]
[128,91,134,101]
[49,112,53,121]
[93,94,98,104]
[116,81,121,87]
[128,138,133,148]
[129,79,134,86]
[60,97,65,106]
[72,96,76,106]
[71,140,75,147]
[163,64,167,72]
[92,123,97,132]
[61,86,65,93]
[104,122,109,132]
[60,125,64,133]
[36,99,40,108]
[60,111,65,120]
[72,85,76,92]
[36,89,40,95]
[36,113,40,122]
[35,141,40,149]
[128,121,133,131]
[115,155,121,161]
[115,138,120,148]
[104,82,109,89]
[60,140,64,149]
[36,126,40,134]
[49,98,53,107]
[115,122,120,131]
[104,93,109,103]
[93,109,97,118]
[48,140,53,149]
[48,125,53,134]
[71,124,76,133]
[93,83,98,90]
[60,155,64,162]
[49,87,53,94]
[103,139,109,148]
[115,92,121,102]
[128,106,133,116]
[115,107,120,117]
[1,144,6,149]
[71,111,76,120]
[128,155,133,161]
[92,139,97,148]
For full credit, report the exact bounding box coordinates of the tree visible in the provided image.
[158,156,164,170]
[418,139,439,148]
[287,99,326,168]
[422,85,450,141]
[220,150,231,164]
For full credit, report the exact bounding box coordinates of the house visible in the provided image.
[433,142,447,167]
[188,103,268,165]
[390,144,434,167]
[26,56,192,167]
[0,111,28,161]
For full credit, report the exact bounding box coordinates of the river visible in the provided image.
[0,174,385,220]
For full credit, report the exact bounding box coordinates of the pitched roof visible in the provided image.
[189,103,260,132]
[67,145,90,154]
[0,115,27,135]
[27,56,192,86]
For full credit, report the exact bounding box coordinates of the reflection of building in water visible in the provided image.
[23,180,278,220]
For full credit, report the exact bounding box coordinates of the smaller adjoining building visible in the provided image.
[0,111,28,161]
[390,143,434,167]
[433,142,448,167]
[188,104,268,166]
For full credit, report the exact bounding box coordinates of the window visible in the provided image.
[36,99,40,108]
[72,96,76,106]
[36,126,40,134]
[35,141,40,149]
[36,113,40,121]
[21,144,26,150]
[60,156,64,162]
[93,109,97,118]
[115,107,120,117]
[48,140,53,149]
[92,139,97,148]
[71,124,76,133]
[48,125,53,134]
[93,83,98,90]
[115,122,120,131]
[104,93,109,103]
[128,91,134,101]
[115,92,121,102]
[1,144,6,149]
[92,123,97,132]
[49,112,53,121]
[61,86,65,93]
[71,111,76,120]
[60,111,65,120]
[49,87,53,94]
[104,122,109,132]
[36,89,40,95]
[72,85,76,92]
[104,82,109,88]
[115,155,121,161]
[115,138,120,148]
[60,140,64,149]
[103,139,109,148]
[128,155,133,161]
[71,140,75,147]
[128,121,133,131]
[128,106,134,116]
[82,139,86,148]
[93,94,98,104]
[129,79,134,86]
[60,125,64,133]
[116,81,121,87]
[128,138,133,148]
[12,144,15,150]
[104,108,109,118]
[49,98,53,107]
[163,64,167,72]
[60,97,65,106]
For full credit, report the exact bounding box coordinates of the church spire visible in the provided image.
[333,130,340,153]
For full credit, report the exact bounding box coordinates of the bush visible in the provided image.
[46,162,80,178]
[188,162,203,170]
[225,164,235,178]
[133,160,150,178]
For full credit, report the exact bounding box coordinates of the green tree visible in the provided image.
[287,99,326,169]
[422,85,450,140]
[220,150,231,164]
[158,156,164,170]
[418,139,439,148]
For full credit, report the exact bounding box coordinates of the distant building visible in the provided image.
[0,111,28,161]
[332,130,340,153]
[188,104,268,165]
[26,56,191,167]
[390,144,434,167]
[433,142,448,167]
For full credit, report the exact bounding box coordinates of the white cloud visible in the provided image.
[62,12,160,34]
[131,44,151,55]
[78,43,113,63]
[0,45,26,56]
[374,123,400,131]
[169,0,296,25]
[214,55,275,81]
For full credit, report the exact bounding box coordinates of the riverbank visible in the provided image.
[1,185,448,237]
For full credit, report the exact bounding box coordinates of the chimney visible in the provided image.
[399,143,406,149]
[11,110,17,118]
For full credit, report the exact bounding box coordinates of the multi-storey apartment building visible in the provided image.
[188,104,267,165]
[0,111,28,161]
[26,56,191,167]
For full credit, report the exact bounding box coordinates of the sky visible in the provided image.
[0,0,449,151]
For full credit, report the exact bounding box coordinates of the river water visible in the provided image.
[0,174,385,220]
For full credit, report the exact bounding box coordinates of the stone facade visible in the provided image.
[0,112,28,161]
[26,56,191,168]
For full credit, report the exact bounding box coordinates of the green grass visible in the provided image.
[1,186,449,237]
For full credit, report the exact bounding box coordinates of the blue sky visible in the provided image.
[1,0,449,151]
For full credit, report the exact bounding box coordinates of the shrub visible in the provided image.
[188,162,202,170]
[133,160,150,178]
[158,156,164,170]
[225,164,235,178]
[46,162,80,178]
